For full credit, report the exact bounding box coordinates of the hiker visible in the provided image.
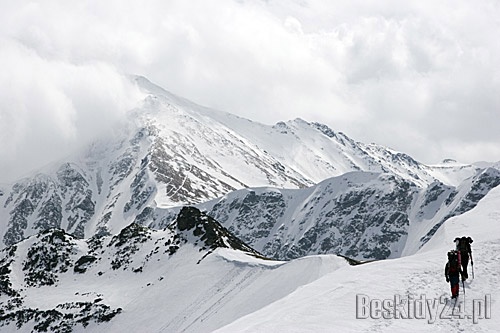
[455,236,473,280]
[445,250,464,299]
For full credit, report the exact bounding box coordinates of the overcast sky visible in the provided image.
[1,0,499,182]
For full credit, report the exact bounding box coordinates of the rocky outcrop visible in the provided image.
[0,207,261,332]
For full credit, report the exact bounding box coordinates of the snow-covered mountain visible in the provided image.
[141,166,499,261]
[1,187,499,332]
[210,167,500,260]
[0,77,497,262]
[1,76,499,332]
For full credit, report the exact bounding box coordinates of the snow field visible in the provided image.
[215,186,500,332]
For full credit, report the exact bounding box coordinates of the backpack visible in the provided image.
[447,250,460,274]
[456,236,472,253]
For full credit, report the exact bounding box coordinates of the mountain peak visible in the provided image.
[0,76,493,251]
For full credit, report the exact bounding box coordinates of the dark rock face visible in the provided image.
[210,190,287,244]
[22,229,76,287]
[2,165,95,246]
[175,206,264,257]
[4,198,35,246]
[0,228,122,332]
[57,164,95,238]
[35,193,63,231]
[456,168,500,213]
[3,176,53,246]
[109,223,152,270]
[0,301,122,333]
[74,255,98,274]
[201,169,500,261]
[419,168,500,245]
[0,245,19,298]
[204,173,417,261]
[149,134,240,205]
[5,155,493,263]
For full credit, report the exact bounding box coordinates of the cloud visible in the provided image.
[1,0,499,182]
[0,38,142,182]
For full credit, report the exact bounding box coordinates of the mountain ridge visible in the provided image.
[0,206,341,332]
[0,76,497,260]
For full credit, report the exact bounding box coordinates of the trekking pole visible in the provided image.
[462,278,466,304]
[471,255,474,279]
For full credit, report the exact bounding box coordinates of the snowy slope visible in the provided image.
[0,207,347,332]
[2,183,498,332]
[216,185,500,332]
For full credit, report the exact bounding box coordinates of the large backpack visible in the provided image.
[456,236,472,253]
[447,250,460,274]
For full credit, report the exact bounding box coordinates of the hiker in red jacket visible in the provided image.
[445,250,465,299]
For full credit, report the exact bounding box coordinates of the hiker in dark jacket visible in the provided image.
[455,236,473,280]
[445,250,464,299]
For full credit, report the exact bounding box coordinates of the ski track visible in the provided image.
[181,267,263,332]
[159,265,246,332]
